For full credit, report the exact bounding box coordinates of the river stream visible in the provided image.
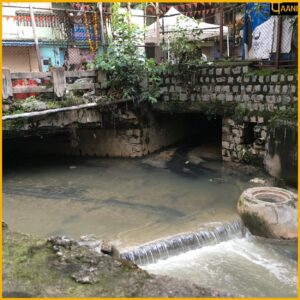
[3,151,297,297]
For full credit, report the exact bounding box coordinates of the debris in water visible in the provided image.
[69,166,77,169]
[249,178,266,185]
[209,178,225,184]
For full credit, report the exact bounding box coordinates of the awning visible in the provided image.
[145,7,228,44]
[2,40,34,47]
[2,40,89,48]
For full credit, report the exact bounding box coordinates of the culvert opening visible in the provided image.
[242,122,256,145]
[3,111,223,163]
[151,112,222,157]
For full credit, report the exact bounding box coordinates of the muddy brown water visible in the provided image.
[3,153,297,297]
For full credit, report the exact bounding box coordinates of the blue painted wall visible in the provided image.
[40,46,64,72]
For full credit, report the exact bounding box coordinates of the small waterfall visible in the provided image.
[121,219,247,266]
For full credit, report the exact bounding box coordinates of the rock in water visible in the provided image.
[2,221,8,230]
[48,236,75,248]
[101,240,120,259]
[142,148,177,169]
[237,187,297,239]
[101,239,113,254]
[72,266,100,284]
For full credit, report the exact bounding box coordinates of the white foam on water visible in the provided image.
[142,237,297,297]
[224,238,297,286]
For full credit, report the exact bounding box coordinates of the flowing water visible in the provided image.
[121,219,247,265]
[3,151,298,297]
[143,235,297,297]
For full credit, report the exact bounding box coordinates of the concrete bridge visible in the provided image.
[3,64,297,184]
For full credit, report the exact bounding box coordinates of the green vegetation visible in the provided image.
[269,108,298,127]
[166,18,204,65]
[7,118,26,131]
[154,99,297,127]
[234,105,250,122]
[240,150,263,167]
[245,68,297,77]
[46,101,61,109]
[3,227,226,298]
[4,93,92,116]
[97,3,164,103]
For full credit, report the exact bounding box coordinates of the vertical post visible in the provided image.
[2,68,13,100]
[127,2,131,26]
[275,16,282,69]
[232,7,236,57]
[98,70,107,88]
[162,17,165,57]
[219,3,224,58]
[144,4,147,41]
[29,4,43,72]
[155,2,161,64]
[98,3,106,54]
[52,67,66,98]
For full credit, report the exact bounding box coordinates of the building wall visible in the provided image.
[2,46,39,72]
[3,46,65,72]
[40,47,63,71]
[2,2,53,40]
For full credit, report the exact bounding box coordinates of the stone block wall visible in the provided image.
[5,108,202,158]
[158,64,297,163]
[222,116,268,163]
[160,65,297,112]
[77,112,201,157]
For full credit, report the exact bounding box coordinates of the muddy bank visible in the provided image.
[3,225,237,298]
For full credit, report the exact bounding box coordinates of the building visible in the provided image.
[2,2,66,72]
[2,2,100,72]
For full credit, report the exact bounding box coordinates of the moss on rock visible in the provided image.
[3,227,237,298]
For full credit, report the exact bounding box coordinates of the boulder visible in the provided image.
[237,187,297,239]
[187,145,221,162]
[142,148,177,169]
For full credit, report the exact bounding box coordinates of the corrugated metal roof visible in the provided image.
[3,39,91,49]
[2,40,34,46]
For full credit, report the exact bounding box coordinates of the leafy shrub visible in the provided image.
[97,3,164,103]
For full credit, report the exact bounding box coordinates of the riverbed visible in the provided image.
[3,151,297,297]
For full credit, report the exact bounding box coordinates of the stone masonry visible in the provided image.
[158,64,297,163]
[3,64,297,166]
